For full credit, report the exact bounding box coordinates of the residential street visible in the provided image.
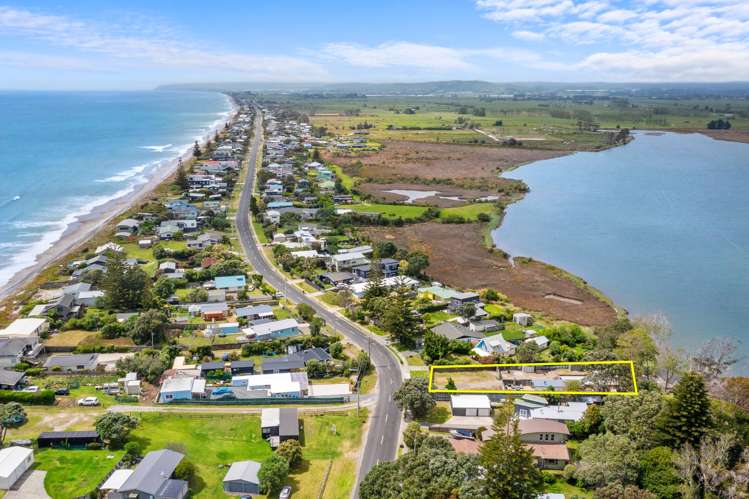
[235,109,404,496]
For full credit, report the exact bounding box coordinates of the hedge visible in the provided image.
[0,389,55,405]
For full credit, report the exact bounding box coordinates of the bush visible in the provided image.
[86,442,103,450]
[174,460,196,482]
[276,439,303,468]
[0,389,55,405]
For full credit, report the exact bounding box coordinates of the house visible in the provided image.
[187,232,223,250]
[530,402,588,423]
[189,302,229,321]
[264,210,281,224]
[448,292,480,313]
[37,431,100,448]
[113,449,188,499]
[95,242,123,255]
[223,460,261,496]
[261,356,306,374]
[138,239,153,249]
[234,304,274,321]
[513,312,533,326]
[329,252,369,272]
[481,419,571,470]
[76,290,104,307]
[159,261,177,274]
[116,218,140,234]
[158,376,206,403]
[0,446,33,490]
[0,338,39,368]
[289,347,333,364]
[232,372,308,397]
[44,353,99,372]
[230,360,255,375]
[514,394,548,418]
[244,318,300,341]
[450,394,492,417]
[214,275,247,291]
[473,333,516,357]
[199,361,225,378]
[165,200,200,219]
[348,276,419,298]
[319,271,355,287]
[431,322,485,344]
[351,258,400,279]
[158,220,198,239]
[0,318,48,338]
[207,289,226,303]
[261,408,299,446]
[418,285,463,302]
[266,201,293,210]
[468,319,502,334]
[525,336,550,349]
[0,369,25,390]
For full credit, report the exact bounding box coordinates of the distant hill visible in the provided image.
[156,80,749,98]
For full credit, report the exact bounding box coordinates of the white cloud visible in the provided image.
[322,42,475,70]
[0,6,327,81]
[512,30,546,41]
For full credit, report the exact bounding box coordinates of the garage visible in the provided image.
[450,394,492,417]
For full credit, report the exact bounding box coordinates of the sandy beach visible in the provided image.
[0,94,240,304]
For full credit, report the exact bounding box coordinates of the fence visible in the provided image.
[164,396,346,406]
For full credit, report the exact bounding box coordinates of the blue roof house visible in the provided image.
[214,275,246,291]
[245,319,300,341]
[267,201,294,209]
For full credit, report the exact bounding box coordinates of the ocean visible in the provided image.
[493,131,749,370]
[0,90,232,288]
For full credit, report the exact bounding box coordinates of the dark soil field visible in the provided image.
[364,222,617,326]
[324,140,566,181]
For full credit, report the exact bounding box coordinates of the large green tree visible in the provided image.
[95,413,138,449]
[574,432,640,488]
[380,285,422,346]
[258,454,289,494]
[599,390,665,448]
[101,253,153,310]
[479,403,544,499]
[656,372,713,448]
[393,378,435,419]
[129,309,170,345]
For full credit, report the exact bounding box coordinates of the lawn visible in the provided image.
[44,329,97,348]
[346,203,428,219]
[502,329,527,342]
[484,303,509,318]
[126,411,366,498]
[423,310,455,327]
[439,203,497,221]
[36,448,124,499]
[253,220,269,243]
[407,355,425,366]
[328,163,354,190]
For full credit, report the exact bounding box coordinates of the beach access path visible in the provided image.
[235,107,404,497]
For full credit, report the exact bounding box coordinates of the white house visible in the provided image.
[524,336,550,349]
[450,394,492,417]
[530,402,589,422]
[513,312,533,326]
[0,446,34,489]
[348,276,419,298]
[473,333,516,357]
[0,318,48,338]
[329,252,369,271]
[231,372,308,398]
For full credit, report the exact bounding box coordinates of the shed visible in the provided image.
[230,360,255,375]
[0,446,33,489]
[37,431,100,448]
[261,408,299,443]
[223,460,261,495]
[199,361,226,377]
[450,394,492,417]
[0,369,25,390]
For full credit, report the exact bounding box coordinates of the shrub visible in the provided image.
[86,442,103,450]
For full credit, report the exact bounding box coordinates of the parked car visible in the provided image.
[21,385,39,393]
[78,397,100,406]
[450,429,475,440]
[279,485,292,499]
[54,387,70,396]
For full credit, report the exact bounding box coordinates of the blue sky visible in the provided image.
[1,0,748,89]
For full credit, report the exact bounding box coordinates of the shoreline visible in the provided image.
[0,93,239,305]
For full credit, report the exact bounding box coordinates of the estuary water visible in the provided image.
[0,90,231,288]
[493,131,749,366]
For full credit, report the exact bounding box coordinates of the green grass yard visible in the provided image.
[36,448,124,499]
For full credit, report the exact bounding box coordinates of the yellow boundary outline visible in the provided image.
[428,360,638,396]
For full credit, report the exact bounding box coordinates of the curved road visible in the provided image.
[235,109,403,496]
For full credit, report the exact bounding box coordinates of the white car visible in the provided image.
[279,486,292,499]
[77,397,100,406]
[21,385,39,393]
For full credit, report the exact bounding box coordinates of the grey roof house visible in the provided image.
[44,353,99,372]
[431,322,485,344]
[112,449,188,499]
[223,460,261,495]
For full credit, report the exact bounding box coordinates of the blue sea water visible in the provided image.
[0,90,231,286]
[493,131,749,369]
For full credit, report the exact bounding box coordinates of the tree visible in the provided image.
[116,348,167,383]
[154,277,176,300]
[175,159,188,190]
[574,432,640,487]
[692,338,740,383]
[720,377,749,412]
[422,330,450,362]
[599,390,665,448]
[480,402,544,499]
[188,287,208,303]
[174,460,196,482]
[329,341,343,359]
[515,341,540,363]
[404,251,429,278]
[129,309,169,345]
[639,446,681,499]
[445,377,457,390]
[309,317,325,336]
[403,421,426,450]
[567,403,604,439]
[594,482,657,499]
[276,439,303,468]
[359,461,401,499]
[374,241,397,259]
[95,413,138,449]
[393,378,435,419]
[296,303,316,322]
[380,285,421,346]
[193,140,201,157]
[305,359,326,378]
[674,432,748,498]
[258,454,289,494]
[0,402,27,444]
[656,372,713,448]
[615,328,658,379]
[101,253,153,309]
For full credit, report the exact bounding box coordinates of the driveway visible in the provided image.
[6,470,51,499]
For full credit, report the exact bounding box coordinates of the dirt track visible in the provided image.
[365,222,616,327]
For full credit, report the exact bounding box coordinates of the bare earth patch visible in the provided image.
[364,222,616,326]
[325,140,566,181]
[357,182,501,207]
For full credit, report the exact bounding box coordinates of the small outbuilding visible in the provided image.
[0,446,33,489]
[37,431,100,448]
[223,460,261,495]
[450,394,492,417]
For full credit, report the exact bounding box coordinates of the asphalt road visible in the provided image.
[235,109,403,496]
